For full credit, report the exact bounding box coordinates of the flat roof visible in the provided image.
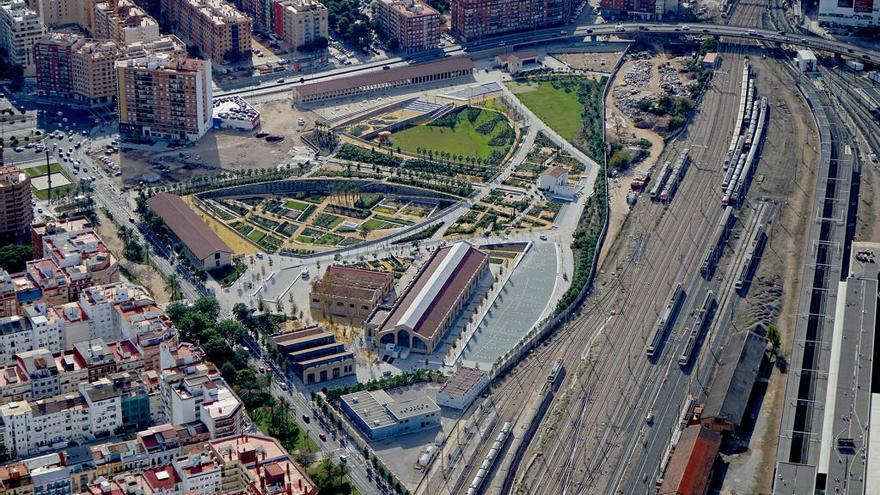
[294,58,474,98]
[773,462,817,494]
[387,395,439,420]
[148,193,232,261]
[438,366,487,400]
[380,241,487,340]
[340,390,396,429]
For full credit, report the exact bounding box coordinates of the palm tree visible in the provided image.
[165,274,181,301]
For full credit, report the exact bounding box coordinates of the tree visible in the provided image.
[0,244,33,272]
[165,274,182,301]
[767,325,781,354]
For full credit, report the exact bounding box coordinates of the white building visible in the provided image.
[162,363,243,438]
[818,0,879,27]
[538,165,569,191]
[0,0,45,75]
[0,393,91,457]
[80,379,123,437]
[22,303,62,354]
[212,95,261,130]
[80,284,138,344]
[795,50,818,73]
[0,316,33,365]
[16,348,60,399]
[436,366,488,410]
[175,453,222,494]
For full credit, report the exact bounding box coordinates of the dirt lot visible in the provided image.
[117,99,321,185]
[551,51,625,74]
[719,57,821,495]
[95,210,171,305]
[599,52,670,264]
[856,161,879,241]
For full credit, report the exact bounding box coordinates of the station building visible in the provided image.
[271,325,354,385]
[147,193,233,270]
[436,366,488,410]
[375,241,489,355]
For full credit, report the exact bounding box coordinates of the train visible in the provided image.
[735,223,766,292]
[548,359,565,388]
[723,97,768,207]
[466,421,514,495]
[646,283,686,358]
[658,149,691,202]
[700,206,736,278]
[678,290,717,366]
[649,160,674,200]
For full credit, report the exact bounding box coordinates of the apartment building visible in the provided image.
[122,34,186,58]
[116,54,213,143]
[35,33,122,106]
[450,0,569,41]
[42,221,119,296]
[34,31,79,98]
[206,434,317,495]
[15,348,61,399]
[27,0,91,27]
[161,359,243,439]
[375,0,440,53]
[0,0,45,75]
[818,0,879,27]
[93,0,159,42]
[0,270,17,318]
[0,393,91,457]
[0,363,30,402]
[599,0,676,19]
[160,0,251,64]
[273,0,327,50]
[0,307,64,365]
[0,165,34,240]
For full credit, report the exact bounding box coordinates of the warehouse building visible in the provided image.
[659,424,721,495]
[375,241,489,355]
[272,325,354,384]
[292,58,474,104]
[701,329,767,433]
[147,193,232,270]
[309,266,394,326]
[436,366,487,410]
[339,389,440,440]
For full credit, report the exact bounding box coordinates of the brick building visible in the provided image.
[160,0,252,64]
[0,163,33,241]
[375,0,441,53]
[309,265,393,325]
[450,0,569,42]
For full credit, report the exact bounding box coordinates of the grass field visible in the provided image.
[373,214,413,226]
[392,108,512,162]
[25,163,62,177]
[361,218,397,231]
[284,199,309,210]
[248,229,267,242]
[505,81,583,141]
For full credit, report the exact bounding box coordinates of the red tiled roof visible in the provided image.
[148,193,231,261]
[380,243,487,340]
[659,425,721,495]
[143,465,180,490]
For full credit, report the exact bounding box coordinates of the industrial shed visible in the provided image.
[147,193,232,270]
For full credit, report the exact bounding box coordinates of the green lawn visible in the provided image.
[25,163,62,177]
[313,213,343,230]
[284,199,309,210]
[506,81,583,141]
[248,229,267,242]
[373,214,413,226]
[392,108,513,162]
[316,233,344,245]
[361,218,396,231]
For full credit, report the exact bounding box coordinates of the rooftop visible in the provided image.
[702,329,767,427]
[543,165,567,178]
[340,390,397,429]
[437,366,487,400]
[659,425,721,495]
[380,241,487,340]
[148,193,232,261]
[295,58,474,98]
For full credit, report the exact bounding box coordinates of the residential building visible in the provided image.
[72,39,124,105]
[22,303,63,356]
[0,363,30,403]
[0,463,32,495]
[16,348,61,399]
[376,241,489,354]
[41,217,119,296]
[375,0,440,53]
[274,0,327,50]
[538,164,569,191]
[25,259,71,306]
[450,0,568,42]
[340,390,441,439]
[0,0,45,75]
[160,0,251,64]
[309,265,393,325]
[54,348,88,395]
[116,55,213,143]
[207,434,317,495]
[0,309,64,366]
[93,0,160,43]
[0,393,91,457]
[31,217,92,259]
[80,379,124,437]
[122,34,186,58]
[161,356,243,438]
[27,0,91,27]
[174,453,221,494]
[436,366,488,410]
[113,296,176,370]
[599,0,678,19]
[272,325,355,384]
[0,165,34,240]
[147,193,233,269]
[0,270,18,318]
[74,339,118,382]
[34,32,79,98]
[818,0,879,27]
